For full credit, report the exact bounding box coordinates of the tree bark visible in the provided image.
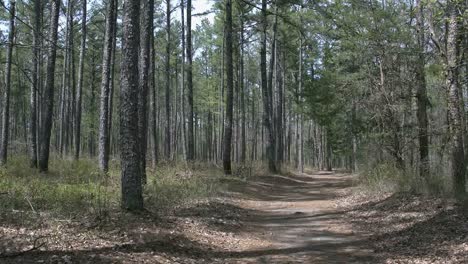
[38,0,60,172]
[120,0,143,210]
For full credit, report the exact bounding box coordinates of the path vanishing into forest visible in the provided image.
[226,171,375,263]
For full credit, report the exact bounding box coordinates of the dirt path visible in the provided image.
[226,170,374,263]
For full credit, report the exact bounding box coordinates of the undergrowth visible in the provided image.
[358,162,451,196]
[0,156,225,218]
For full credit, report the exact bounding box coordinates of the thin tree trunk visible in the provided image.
[415,0,429,178]
[74,0,87,160]
[98,0,116,172]
[29,0,41,167]
[108,2,117,157]
[151,33,158,167]
[165,0,172,160]
[240,17,246,163]
[38,0,60,172]
[0,0,15,166]
[187,0,195,161]
[180,0,187,161]
[260,0,277,173]
[138,0,153,183]
[222,0,234,175]
[59,3,71,157]
[445,0,465,195]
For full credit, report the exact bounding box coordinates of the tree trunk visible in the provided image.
[120,0,143,210]
[260,0,277,173]
[222,0,234,175]
[138,0,153,183]
[151,32,158,167]
[240,17,246,163]
[165,0,172,160]
[74,0,87,160]
[0,0,15,166]
[38,0,60,172]
[415,0,429,178]
[29,0,41,167]
[187,0,195,161]
[59,9,70,157]
[446,0,465,195]
[98,0,116,172]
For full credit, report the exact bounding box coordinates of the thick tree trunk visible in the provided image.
[38,0,60,172]
[74,0,87,160]
[120,0,143,210]
[240,18,246,163]
[222,0,234,175]
[0,0,15,166]
[98,0,116,172]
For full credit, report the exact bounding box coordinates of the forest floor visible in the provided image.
[1,170,468,263]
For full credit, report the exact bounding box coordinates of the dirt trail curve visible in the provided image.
[227,171,374,263]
